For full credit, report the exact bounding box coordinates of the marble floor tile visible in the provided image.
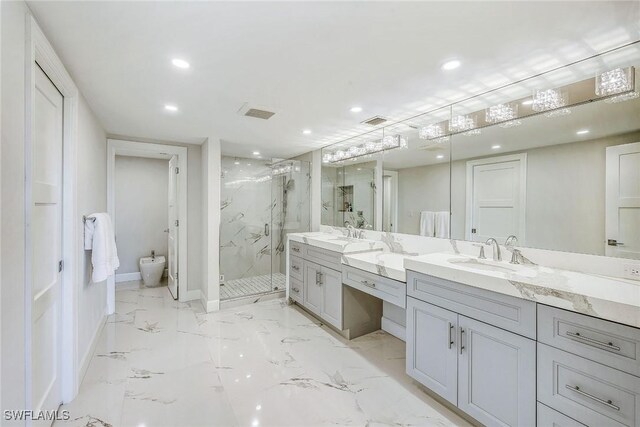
[60,285,472,426]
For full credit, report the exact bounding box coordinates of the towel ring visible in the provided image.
[82,215,96,223]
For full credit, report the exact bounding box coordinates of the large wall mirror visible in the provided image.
[320,43,640,260]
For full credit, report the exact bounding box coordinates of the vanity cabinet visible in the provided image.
[406,271,536,427]
[290,242,343,330]
[302,261,342,329]
[407,296,536,426]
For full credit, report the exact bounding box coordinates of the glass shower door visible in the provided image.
[219,156,274,300]
[271,160,311,292]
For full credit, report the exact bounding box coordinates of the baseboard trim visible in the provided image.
[181,289,200,302]
[78,314,107,386]
[200,291,219,312]
[115,272,141,283]
[381,316,406,341]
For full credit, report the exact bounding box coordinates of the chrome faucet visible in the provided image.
[505,235,518,249]
[505,235,522,264]
[344,221,356,238]
[485,238,501,262]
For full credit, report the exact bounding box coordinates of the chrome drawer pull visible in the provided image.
[565,385,620,411]
[459,328,465,354]
[566,331,621,351]
[361,280,376,288]
[292,247,300,252]
[292,265,300,271]
[448,322,454,349]
[292,287,300,293]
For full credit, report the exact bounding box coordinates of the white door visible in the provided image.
[167,155,179,299]
[32,65,63,416]
[466,154,527,243]
[606,142,640,259]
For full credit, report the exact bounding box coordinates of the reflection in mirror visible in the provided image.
[450,61,640,259]
[321,130,384,230]
[381,107,452,236]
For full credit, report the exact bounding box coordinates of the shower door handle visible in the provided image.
[265,223,270,236]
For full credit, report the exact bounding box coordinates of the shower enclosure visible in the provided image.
[219,156,311,300]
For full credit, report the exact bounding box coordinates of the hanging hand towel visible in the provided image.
[419,211,436,237]
[86,213,120,283]
[435,211,450,239]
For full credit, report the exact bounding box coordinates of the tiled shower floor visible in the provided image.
[220,272,286,300]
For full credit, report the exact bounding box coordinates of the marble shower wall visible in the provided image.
[220,157,276,282]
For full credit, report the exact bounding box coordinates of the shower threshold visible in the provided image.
[220,272,286,301]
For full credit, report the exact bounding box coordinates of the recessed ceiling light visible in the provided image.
[302,129,312,135]
[576,129,590,135]
[521,99,534,106]
[441,59,461,71]
[164,104,178,112]
[350,106,363,113]
[252,151,260,156]
[234,161,240,165]
[436,154,444,159]
[491,145,501,149]
[247,163,252,166]
[171,58,190,69]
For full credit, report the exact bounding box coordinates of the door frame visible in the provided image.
[107,139,189,309]
[382,170,398,233]
[465,153,527,242]
[26,15,80,404]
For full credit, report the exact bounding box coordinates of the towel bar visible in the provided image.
[83,215,96,223]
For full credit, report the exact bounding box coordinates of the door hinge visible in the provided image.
[175,220,179,227]
[175,167,180,174]
[58,260,63,273]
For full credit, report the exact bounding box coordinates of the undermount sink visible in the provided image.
[447,257,519,273]
[293,232,385,254]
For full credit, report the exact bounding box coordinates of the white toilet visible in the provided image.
[139,255,166,287]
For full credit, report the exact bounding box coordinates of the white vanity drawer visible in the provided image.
[407,271,536,339]
[538,343,640,427]
[289,276,303,304]
[303,244,342,271]
[538,305,640,377]
[537,403,586,427]
[290,241,304,257]
[342,265,406,308]
[289,255,303,281]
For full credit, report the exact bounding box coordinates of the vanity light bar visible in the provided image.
[323,134,407,163]
[531,89,571,118]
[485,102,521,128]
[599,66,638,103]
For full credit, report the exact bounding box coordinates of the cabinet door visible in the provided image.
[406,297,458,405]
[303,261,322,315]
[458,315,536,427]
[320,267,343,329]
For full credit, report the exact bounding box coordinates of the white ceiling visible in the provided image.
[27,1,640,159]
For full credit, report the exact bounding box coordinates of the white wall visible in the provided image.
[114,156,168,274]
[1,0,29,413]
[76,95,108,380]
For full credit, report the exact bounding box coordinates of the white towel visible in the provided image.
[419,211,435,237]
[435,211,450,239]
[85,213,120,283]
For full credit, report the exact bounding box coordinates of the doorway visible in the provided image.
[465,154,527,243]
[107,139,188,311]
[606,141,640,259]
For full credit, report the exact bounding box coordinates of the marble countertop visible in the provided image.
[288,232,385,254]
[405,253,640,328]
[342,252,412,282]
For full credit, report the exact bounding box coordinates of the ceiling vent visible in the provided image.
[361,116,388,126]
[238,103,276,120]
